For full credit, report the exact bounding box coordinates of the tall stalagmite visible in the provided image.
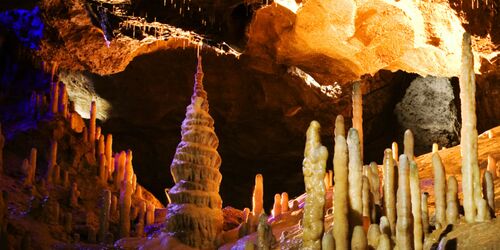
[302,120,328,250]
[382,149,396,236]
[348,128,363,229]
[460,32,481,223]
[333,125,349,250]
[352,81,363,161]
[165,54,223,249]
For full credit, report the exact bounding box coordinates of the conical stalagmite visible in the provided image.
[272,194,281,218]
[460,32,481,223]
[301,121,328,250]
[165,54,223,249]
[281,192,289,213]
[446,176,459,224]
[333,129,349,250]
[253,174,264,217]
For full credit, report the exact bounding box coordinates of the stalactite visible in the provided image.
[382,149,396,236]
[482,171,495,218]
[487,155,497,179]
[446,176,459,224]
[396,155,412,250]
[47,139,58,184]
[165,54,223,249]
[392,142,398,162]
[99,189,111,243]
[333,131,349,250]
[335,115,345,137]
[460,32,481,223]
[302,120,328,250]
[352,82,363,161]
[432,153,447,228]
[348,128,363,229]
[272,194,281,218]
[421,192,430,236]
[367,224,381,250]
[253,174,264,217]
[281,192,289,213]
[409,161,422,250]
[404,130,414,161]
[351,225,367,250]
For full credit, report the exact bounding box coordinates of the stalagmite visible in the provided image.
[119,150,134,238]
[369,162,380,206]
[446,176,459,224]
[432,153,447,228]
[89,101,97,151]
[382,149,396,235]
[379,216,391,236]
[335,115,345,137]
[165,54,223,249]
[272,194,281,218]
[47,139,57,184]
[105,134,113,179]
[321,230,335,250]
[487,155,497,179]
[135,201,146,237]
[392,142,398,162]
[257,214,273,250]
[252,174,264,217]
[409,161,422,250]
[302,120,328,250]
[333,132,349,250]
[351,225,367,250]
[114,151,126,189]
[99,189,111,243]
[146,202,155,226]
[376,234,391,250]
[476,199,490,221]
[348,128,363,228]
[396,155,412,250]
[58,83,68,117]
[70,182,80,208]
[98,135,105,159]
[99,154,107,184]
[404,130,414,161]
[96,126,101,141]
[460,32,481,223]
[367,224,381,250]
[0,124,4,174]
[362,176,371,219]
[50,81,59,114]
[352,81,363,161]
[281,192,289,213]
[432,143,439,154]
[421,192,430,236]
[482,171,495,217]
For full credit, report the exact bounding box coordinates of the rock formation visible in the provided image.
[165,53,224,249]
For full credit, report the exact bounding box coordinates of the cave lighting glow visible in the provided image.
[288,66,342,98]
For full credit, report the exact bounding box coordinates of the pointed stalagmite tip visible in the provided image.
[192,50,208,109]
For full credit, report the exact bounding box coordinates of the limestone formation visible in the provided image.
[446,176,459,224]
[362,176,371,219]
[105,134,113,180]
[367,224,381,250]
[347,128,363,228]
[257,214,273,250]
[114,151,126,189]
[70,183,80,208]
[396,155,412,250]
[146,202,155,226]
[460,32,481,223]
[404,130,414,161]
[50,81,59,115]
[487,155,497,179]
[89,101,97,153]
[409,161,422,250]
[301,120,328,250]
[368,162,380,206]
[333,132,349,250]
[98,154,107,184]
[135,201,146,237]
[392,142,398,162]
[377,234,391,250]
[421,192,430,236]
[321,230,335,250]
[432,153,447,228]
[281,192,289,213]
[47,139,58,184]
[382,149,396,235]
[165,55,223,249]
[98,189,111,243]
[351,225,367,250]
[352,81,363,161]
[483,171,495,217]
[334,115,345,137]
[272,193,281,218]
[119,150,134,238]
[252,174,264,217]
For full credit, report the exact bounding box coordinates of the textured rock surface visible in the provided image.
[394,76,459,153]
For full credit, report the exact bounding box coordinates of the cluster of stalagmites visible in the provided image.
[165,54,224,249]
[0,63,160,248]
